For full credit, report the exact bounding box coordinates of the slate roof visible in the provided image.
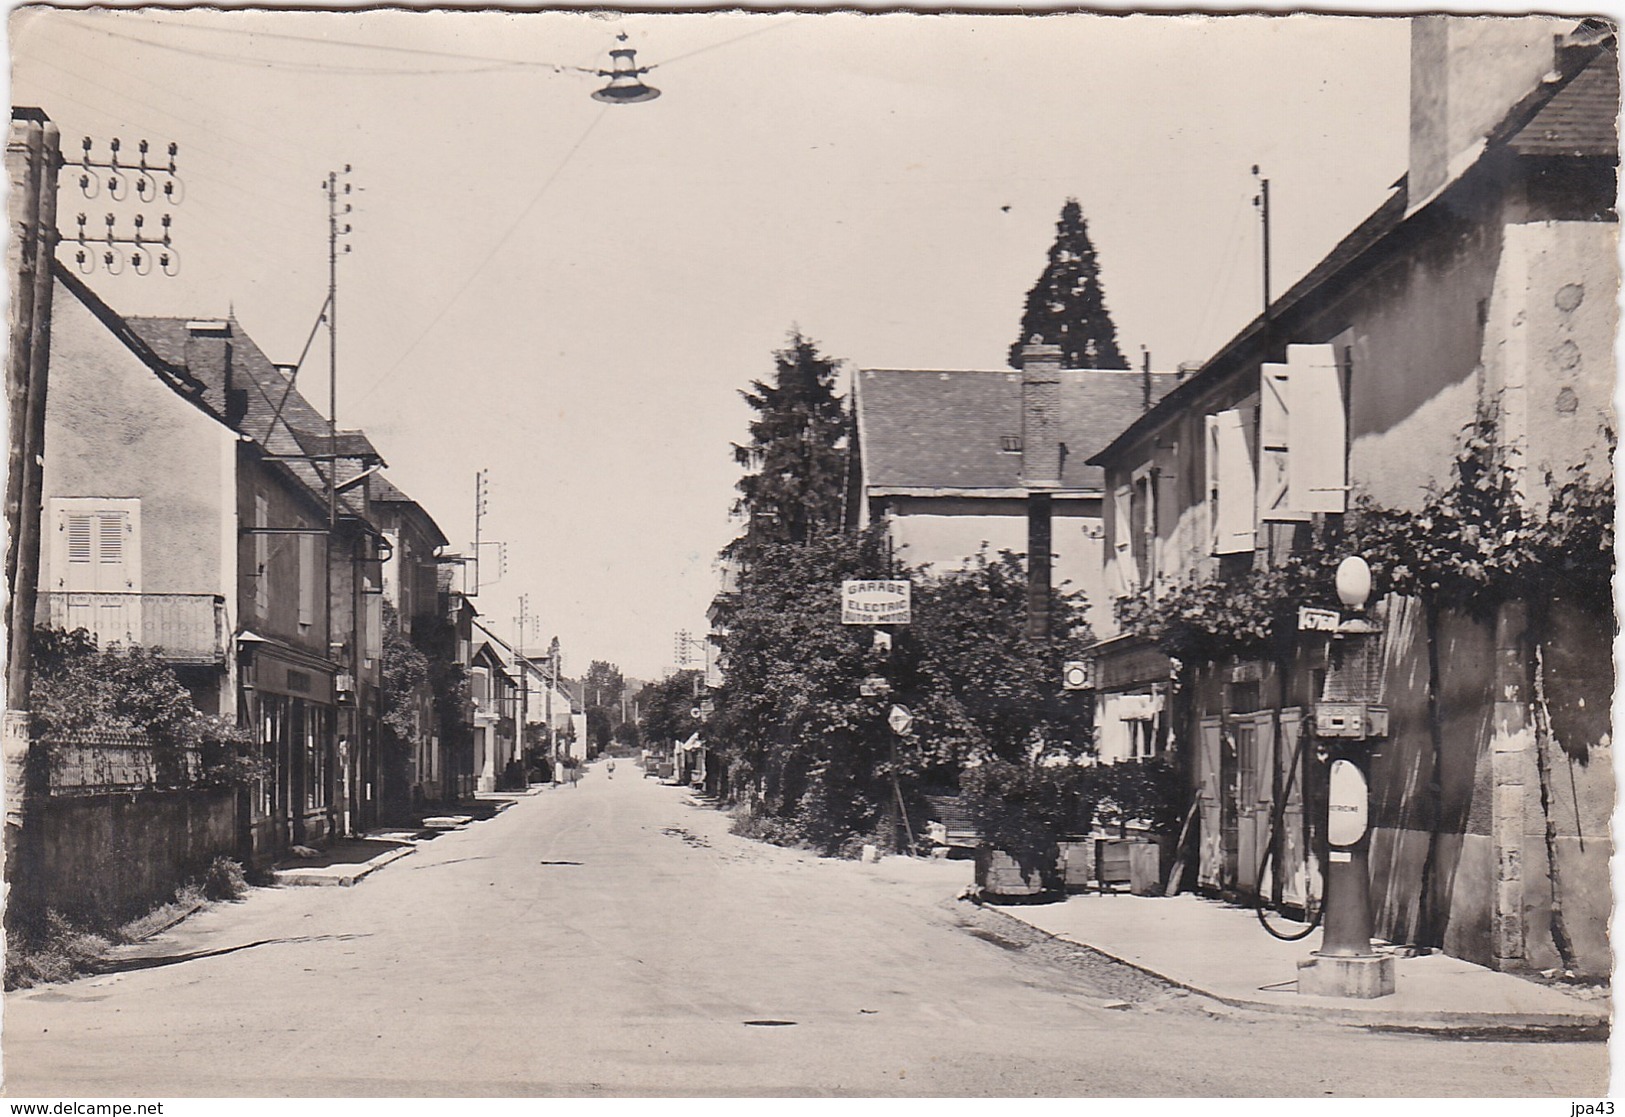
[1507,45,1618,156]
[123,315,388,522]
[369,472,450,549]
[854,367,1182,494]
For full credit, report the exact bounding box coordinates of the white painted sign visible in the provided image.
[1327,759,1369,848]
[1298,606,1341,632]
[887,704,913,735]
[841,580,911,625]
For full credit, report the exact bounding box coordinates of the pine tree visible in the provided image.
[727,330,849,556]
[1007,198,1129,370]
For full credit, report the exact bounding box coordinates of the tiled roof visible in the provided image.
[1508,46,1618,156]
[369,472,450,549]
[855,367,1182,493]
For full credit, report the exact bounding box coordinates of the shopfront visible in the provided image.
[241,637,338,861]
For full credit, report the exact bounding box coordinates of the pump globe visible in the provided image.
[1335,555,1373,610]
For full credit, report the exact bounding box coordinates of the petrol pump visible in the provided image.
[1296,556,1397,999]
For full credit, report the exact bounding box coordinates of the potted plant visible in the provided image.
[962,758,1095,900]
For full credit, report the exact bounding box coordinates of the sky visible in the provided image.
[5,8,1432,680]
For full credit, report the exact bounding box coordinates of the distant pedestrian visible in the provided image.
[607,759,616,779]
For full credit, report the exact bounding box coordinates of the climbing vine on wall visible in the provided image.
[1116,415,1615,660]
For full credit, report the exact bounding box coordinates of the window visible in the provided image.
[50,498,139,593]
[1000,435,1023,453]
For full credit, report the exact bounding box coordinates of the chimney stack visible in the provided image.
[1019,337,1063,488]
[1018,337,1062,643]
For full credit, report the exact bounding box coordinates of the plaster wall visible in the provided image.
[41,279,235,598]
[236,455,328,657]
[884,495,1108,631]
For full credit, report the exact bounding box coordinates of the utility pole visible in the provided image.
[324,166,351,528]
[1253,165,1272,322]
[516,595,531,779]
[471,469,488,596]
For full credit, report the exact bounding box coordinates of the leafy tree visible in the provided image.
[1007,198,1128,370]
[707,533,1096,856]
[728,330,849,555]
[638,670,702,754]
[586,707,613,754]
[380,601,429,749]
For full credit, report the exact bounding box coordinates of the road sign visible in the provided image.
[887,704,912,735]
[841,580,911,625]
[1062,660,1092,690]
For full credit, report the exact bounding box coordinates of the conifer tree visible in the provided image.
[1007,198,1129,370]
[727,330,848,556]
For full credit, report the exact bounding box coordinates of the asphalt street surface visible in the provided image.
[3,761,1608,1096]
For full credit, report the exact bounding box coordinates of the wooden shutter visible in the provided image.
[254,496,270,617]
[1257,363,1308,524]
[1112,484,1138,592]
[1286,344,1347,513]
[1208,410,1256,555]
[298,533,317,627]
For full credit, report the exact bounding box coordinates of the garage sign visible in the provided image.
[841,580,911,625]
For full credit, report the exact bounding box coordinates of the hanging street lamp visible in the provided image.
[592,34,661,105]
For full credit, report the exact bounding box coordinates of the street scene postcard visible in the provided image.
[0,5,1616,1102]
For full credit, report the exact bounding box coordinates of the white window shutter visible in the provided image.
[1209,409,1256,555]
[1287,343,1347,513]
[1112,484,1138,592]
[1258,363,1308,524]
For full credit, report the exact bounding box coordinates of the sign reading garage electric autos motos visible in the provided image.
[841,580,911,625]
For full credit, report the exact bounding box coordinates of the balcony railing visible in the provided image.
[36,592,228,664]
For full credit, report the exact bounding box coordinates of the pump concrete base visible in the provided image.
[1296,952,1396,999]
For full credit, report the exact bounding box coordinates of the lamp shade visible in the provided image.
[592,46,661,104]
[1335,556,1373,609]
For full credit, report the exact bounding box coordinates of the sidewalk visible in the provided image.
[273,795,524,886]
[989,891,1608,1037]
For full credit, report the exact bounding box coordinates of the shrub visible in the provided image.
[728,806,805,848]
[4,910,111,990]
[202,856,249,901]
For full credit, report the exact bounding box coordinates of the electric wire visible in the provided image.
[352,105,611,405]
[70,11,601,74]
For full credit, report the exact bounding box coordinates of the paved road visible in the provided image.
[4,762,1608,1096]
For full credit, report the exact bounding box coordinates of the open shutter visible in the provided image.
[298,533,317,627]
[1286,344,1347,513]
[1112,485,1138,592]
[1208,410,1256,555]
[1258,363,1308,524]
[254,496,270,617]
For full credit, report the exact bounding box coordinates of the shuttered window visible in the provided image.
[1112,485,1137,593]
[298,533,318,628]
[51,500,139,593]
[1285,343,1347,513]
[1207,409,1257,555]
[67,515,93,565]
[254,496,270,617]
[1257,362,1308,524]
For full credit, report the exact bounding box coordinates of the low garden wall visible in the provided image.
[41,787,240,925]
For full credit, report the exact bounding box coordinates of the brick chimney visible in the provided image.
[1018,337,1064,488]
